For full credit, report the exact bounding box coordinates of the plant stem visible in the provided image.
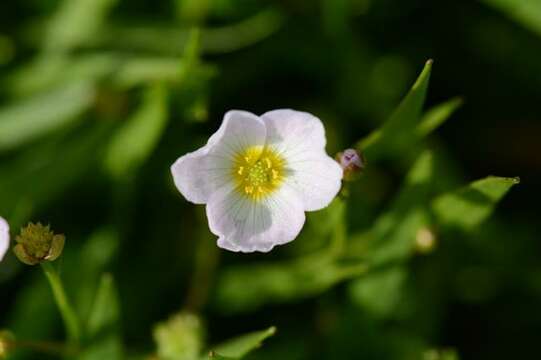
[41,262,81,344]
[6,339,78,357]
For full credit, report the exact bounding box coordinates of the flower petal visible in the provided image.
[206,184,305,253]
[0,216,9,262]
[171,110,266,204]
[261,109,343,211]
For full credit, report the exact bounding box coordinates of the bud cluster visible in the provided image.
[13,223,65,265]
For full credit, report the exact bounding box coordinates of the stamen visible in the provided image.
[233,146,285,201]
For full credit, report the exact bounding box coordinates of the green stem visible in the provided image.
[41,262,81,344]
[6,339,78,357]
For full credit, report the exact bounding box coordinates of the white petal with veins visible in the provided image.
[262,109,343,211]
[171,110,266,204]
[0,216,10,262]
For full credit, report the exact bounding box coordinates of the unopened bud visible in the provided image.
[415,227,437,254]
[336,149,365,181]
[153,312,204,360]
[13,223,65,265]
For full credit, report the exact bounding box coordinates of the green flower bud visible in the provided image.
[153,312,205,360]
[13,223,65,265]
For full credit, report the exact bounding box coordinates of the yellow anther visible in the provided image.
[233,146,285,201]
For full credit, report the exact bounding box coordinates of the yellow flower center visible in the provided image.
[233,146,285,201]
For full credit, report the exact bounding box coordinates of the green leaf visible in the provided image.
[357,60,432,160]
[349,266,407,318]
[208,327,276,359]
[113,57,181,89]
[431,176,519,231]
[0,81,95,152]
[45,0,118,52]
[483,0,541,37]
[290,198,346,255]
[215,256,366,314]
[104,84,168,178]
[90,9,284,55]
[71,229,119,321]
[369,209,430,266]
[202,9,284,54]
[417,97,463,137]
[8,53,118,96]
[175,0,209,22]
[367,151,435,265]
[0,122,111,217]
[112,57,215,89]
[78,274,123,360]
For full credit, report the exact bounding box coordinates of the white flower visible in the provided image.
[0,217,9,262]
[171,109,343,253]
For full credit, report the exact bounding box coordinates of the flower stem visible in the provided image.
[41,262,81,343]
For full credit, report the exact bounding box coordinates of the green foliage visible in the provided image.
[0,122,111,217]
[0,1,530,359]
[79,274,123,360]
[73,229,119,320]
[349,266,407,318]
[0,81,95,152]
[151,314,274,360]
[483,0,541,36]
[365,151,435,265]
[432,176,520,231]
[45,0,118,52]
[417,98,463,137]
[215,255,366,313]
[207,327,276,359]
[358,60,432,160]
[104,85,168,178]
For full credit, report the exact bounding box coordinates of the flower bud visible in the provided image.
[13,223,65,265]
[336,149,365,181]
[415,227,437,254]
[153,312,204,360]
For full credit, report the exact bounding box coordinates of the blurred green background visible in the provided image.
[0,0,540,359]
